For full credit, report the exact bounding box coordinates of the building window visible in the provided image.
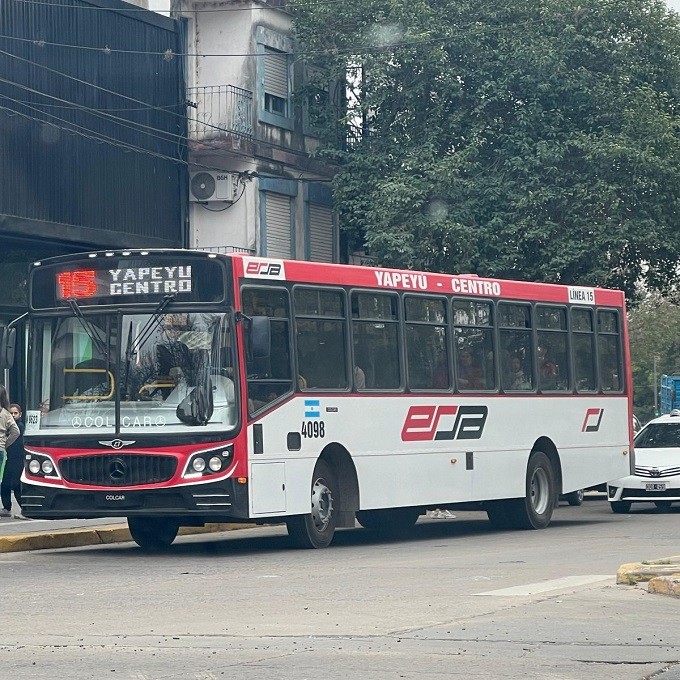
[259,177,297,258]
[303,183,335,262]
[256,27,293,130]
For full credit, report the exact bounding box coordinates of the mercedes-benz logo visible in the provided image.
[109,458,128,481]
[99,439,135,449]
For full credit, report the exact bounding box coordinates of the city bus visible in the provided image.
[1,250,634,550]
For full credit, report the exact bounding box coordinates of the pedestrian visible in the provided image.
[2,403,26,519]
[0,385,20,518]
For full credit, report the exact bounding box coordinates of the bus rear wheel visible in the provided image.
[286,460,338,549]
[128,517,179,551]
[485,451,556,530]
[356,507,421,535]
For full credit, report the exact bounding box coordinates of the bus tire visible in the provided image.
[128,517,179,551]
[286,460,338,549]
[564,489,584,506]
[489,451,556,530]
[356,507,421,535]
[610,501,631,514]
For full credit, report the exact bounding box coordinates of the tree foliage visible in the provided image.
[294,0,680,299]
[628,293,680,421]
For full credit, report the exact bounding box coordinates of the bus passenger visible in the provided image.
[457,350,483,390]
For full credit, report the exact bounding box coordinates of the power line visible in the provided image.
[8,0,351,13]
[0,16,550,59]
[0,75,187,146]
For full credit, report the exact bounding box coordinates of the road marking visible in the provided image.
[474,574,612,596]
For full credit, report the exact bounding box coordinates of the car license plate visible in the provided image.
[646,482,667,492]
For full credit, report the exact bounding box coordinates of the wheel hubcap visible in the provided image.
[311,476,333,532]
[530,468,550,514]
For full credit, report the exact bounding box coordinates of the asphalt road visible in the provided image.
[2,493,679,680]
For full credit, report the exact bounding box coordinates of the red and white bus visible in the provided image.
[4,250,634,549]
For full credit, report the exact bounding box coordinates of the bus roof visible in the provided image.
[231,253,625,308]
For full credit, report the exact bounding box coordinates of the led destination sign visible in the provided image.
[56,266,193,300]
[30,254,227,309]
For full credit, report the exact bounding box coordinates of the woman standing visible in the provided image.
[0,385,19,518]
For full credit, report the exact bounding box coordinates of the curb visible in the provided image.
[0,522,256,554]
[617,555,680,598]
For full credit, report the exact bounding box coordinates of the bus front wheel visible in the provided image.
[128,517,179,551]
[286,460,338,549]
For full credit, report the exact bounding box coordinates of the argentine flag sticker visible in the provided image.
[304,399,320,418]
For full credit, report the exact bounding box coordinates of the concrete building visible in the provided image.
[176,0,337,261]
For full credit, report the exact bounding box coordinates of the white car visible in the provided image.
[608,411,680,513]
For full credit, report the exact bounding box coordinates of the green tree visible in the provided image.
[628,293,680,421]
[295,0,680,298]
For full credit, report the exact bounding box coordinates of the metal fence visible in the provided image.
[187,85,253,140]
[194,245,256,255]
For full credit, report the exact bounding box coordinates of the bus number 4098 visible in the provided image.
[301,421,326,438]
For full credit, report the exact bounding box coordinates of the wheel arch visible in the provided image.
[317,442,360,513]
[532,436,562,495]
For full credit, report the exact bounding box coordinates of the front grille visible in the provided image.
[622,488,680,499]
[59,454,177,487]
[635,466,680,478]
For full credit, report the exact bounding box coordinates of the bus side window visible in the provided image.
[242,287,293,413]
[351,291,401,390]
[294,287,348,390]
[572,308,596,392]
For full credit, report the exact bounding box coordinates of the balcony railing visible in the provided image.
[194,245,256,255]
[188,85,253,140]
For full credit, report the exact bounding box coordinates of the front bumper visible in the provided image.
[607,474,680,503]
[20,478,250,521]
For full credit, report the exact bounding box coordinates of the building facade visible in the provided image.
[178,0,337,260]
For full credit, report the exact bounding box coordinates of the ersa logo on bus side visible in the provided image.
[244,258,286,279]
[401,405,488,441]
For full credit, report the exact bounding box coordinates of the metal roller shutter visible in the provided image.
[264,47,288,99]
[309,203,333,262]
[265,192,292,258]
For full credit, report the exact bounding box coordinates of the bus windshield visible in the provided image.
[27,311,238,436]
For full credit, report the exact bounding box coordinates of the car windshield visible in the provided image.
[634,422,680,448]
[26,311,238,436]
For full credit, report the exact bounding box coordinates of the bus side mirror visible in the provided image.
[0,327,16,371]
[248,316,271,376]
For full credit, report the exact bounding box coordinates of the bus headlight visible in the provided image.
[183,445,233,479]
[24,451,61,480]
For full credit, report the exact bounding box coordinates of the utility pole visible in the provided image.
[653,355,659,416]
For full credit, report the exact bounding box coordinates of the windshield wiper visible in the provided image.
[66,298,109,359]
[122,294,176,398]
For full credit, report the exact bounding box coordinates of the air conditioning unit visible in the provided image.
[189,171,238,202]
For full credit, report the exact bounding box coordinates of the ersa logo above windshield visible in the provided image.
[244,258,286,280]
[401,405,488,441]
